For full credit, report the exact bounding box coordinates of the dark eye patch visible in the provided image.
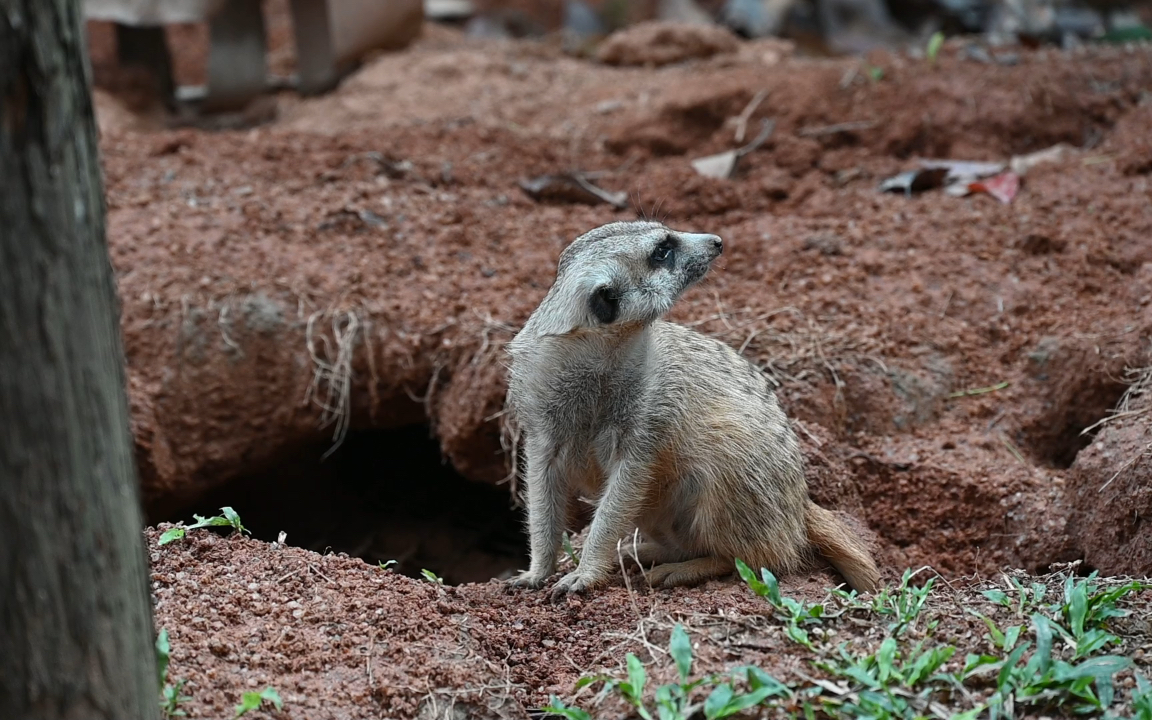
[588,286,619,324]
[648,237,676,269]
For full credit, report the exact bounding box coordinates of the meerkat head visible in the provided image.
[531,220,724,337]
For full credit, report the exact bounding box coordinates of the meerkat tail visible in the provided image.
[804,501,882,594]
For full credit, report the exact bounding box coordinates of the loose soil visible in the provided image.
[86,7,1152,718]
[148,527,1152,720]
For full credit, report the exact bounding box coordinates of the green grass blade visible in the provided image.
[669,624,693,681]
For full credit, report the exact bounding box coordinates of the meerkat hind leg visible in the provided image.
[646,556,732,588]
[625,540,688,568]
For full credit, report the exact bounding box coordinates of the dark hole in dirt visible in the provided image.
[158,426,529,585]
[1044,423,1103,470]
[1024,378,1129,470]
[1016,339,1135,470]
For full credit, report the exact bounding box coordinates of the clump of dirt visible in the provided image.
[1067,367,1152,575]
[595,21,741,67]
[1109,102,1152,177]
[607,79,758,155]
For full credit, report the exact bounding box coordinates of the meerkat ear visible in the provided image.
[588,286,619,325]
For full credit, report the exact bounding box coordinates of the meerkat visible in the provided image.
[505,220,881,598]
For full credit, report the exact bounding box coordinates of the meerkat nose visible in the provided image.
[680,232,724,256]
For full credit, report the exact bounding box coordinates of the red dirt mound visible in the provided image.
[147,526,832,719]
[1067,370,1152,575]
[146,525,1152,720]
[595,21,741,67]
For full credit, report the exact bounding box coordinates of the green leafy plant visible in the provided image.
[1133,674,1152,720]
[562,531,580,567]
[571,653,654,718]
[546,568,1148,720]
[420,568,444,585]
[829,585,868,610]
[646,625,713,720]
[818,636,955,692]
[810,632,957,720]
[159,506,248,545]
[156,629,192,718]
[925,31,945,65]
[868,569,935,636]
[234,687,282,718]
[982,575,1048,617]
[767,567,1141,718]
[968,610,1024,651]
[161,680,192,719]
[866,65,884,82]
[1053,574,1147,659]
[561,624,789,720]
[156,628,172,690]
[542,696,591,720]
[378,559,397,570]
[702,672,788,718]
[669,623,692,679]
[735,559,825,649]
[962,612,1134,717]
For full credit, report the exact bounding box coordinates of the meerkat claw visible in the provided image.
[643,564,673,588]
[550,570,594,600]
[508,570,549,589]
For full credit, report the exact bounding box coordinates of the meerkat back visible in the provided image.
[643,320,812,571]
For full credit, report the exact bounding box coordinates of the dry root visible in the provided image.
[304,309,361,458]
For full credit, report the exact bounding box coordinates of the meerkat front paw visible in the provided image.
[508,569,551,589]
[550,570,603,600]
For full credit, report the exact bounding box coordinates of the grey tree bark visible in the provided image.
[0,2,160,719]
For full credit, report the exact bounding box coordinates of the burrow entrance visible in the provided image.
[154,426,529,585]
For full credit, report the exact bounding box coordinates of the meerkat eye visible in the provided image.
[649,238,675,268]
[588,286,620,324]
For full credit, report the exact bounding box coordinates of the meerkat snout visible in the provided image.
[676,232,723,281]
[676,232,723,255]
[506,220,882,599]
[644,229,724,299]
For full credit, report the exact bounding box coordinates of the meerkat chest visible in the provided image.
[513,350,649,441]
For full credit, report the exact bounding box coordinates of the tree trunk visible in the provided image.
[0,2,160,719]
